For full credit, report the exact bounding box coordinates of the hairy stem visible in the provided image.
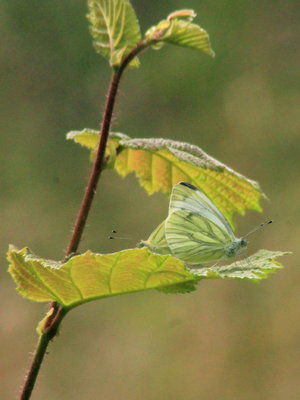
[66,40,147,254]
[19,40,148,400]
[20,306,68,400]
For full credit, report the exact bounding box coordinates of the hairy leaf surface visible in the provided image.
[189,250,288,281]
[67,129,264,225]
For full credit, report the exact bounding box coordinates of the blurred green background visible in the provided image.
[1,0,299,399]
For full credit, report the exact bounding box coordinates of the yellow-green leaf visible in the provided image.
[87,0,141,67]
[7,246,196,308]
[8,246,288,305]
[67,130,128,162]
[190,250,289,282]
[145,10,214,57]
[67,129,265,225]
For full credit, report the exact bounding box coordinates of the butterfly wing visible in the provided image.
[169,182,233,235]
[141,219,171,255]
[165,209,234,264]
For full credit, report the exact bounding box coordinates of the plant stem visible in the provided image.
[66,40,147,254]
[19,40,148,400]
[20,306,68,400]
[20,335,49,400]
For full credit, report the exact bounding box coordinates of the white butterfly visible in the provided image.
[141,182,270,266]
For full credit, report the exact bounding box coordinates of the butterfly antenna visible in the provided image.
[243,220,273,238]
[108,230,132,241]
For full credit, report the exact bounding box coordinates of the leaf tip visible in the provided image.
[167,9,197,22]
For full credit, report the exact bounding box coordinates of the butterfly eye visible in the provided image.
[241,239,248,248]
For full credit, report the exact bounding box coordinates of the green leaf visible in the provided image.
[67,129,264,225]
[145,9,214,57]
[67,129,129,162]
[7,246,288,306]
[7,246,197,308]
[190,250,289,282]
[87,0,141,67]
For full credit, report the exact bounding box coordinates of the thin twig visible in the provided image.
[20,307,68,400]
[66,40,147,254]
[19,39,148,400]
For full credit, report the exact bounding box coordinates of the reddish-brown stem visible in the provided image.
[65,72,119,254]
[20,307,68,400]
[66,40,147,255]
[19,39,148,400]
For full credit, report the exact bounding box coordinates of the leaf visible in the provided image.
[7,246,197,308]
[67,130,129,162]
[7,246,288,306]
[36,308,54,336]
[145,10,214,57]
[67,129,265,225]
[87,0,141,67]
[189,250,289,282]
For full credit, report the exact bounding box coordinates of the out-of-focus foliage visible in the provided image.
[1,0,298,399]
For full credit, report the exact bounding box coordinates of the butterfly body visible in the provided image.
[224,238,248,257]
[142,181,248,266]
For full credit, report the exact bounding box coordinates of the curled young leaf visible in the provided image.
[145,10,214,57]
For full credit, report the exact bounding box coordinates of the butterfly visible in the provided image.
[140,182,271,266]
